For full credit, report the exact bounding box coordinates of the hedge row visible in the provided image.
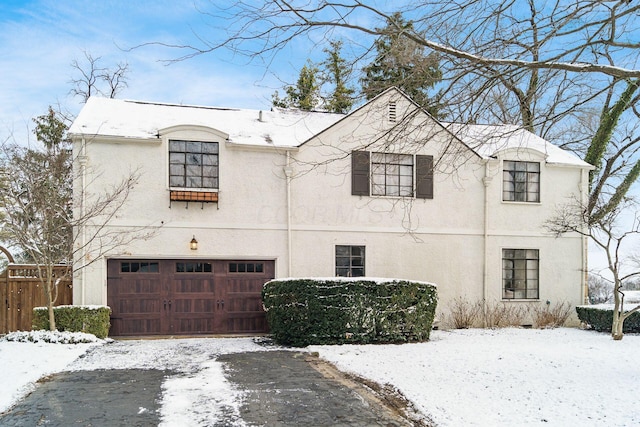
[262,278,438,347]
[575,305,640,333]
[33,305,111,339]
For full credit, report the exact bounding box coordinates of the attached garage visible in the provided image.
[107,259,275,336]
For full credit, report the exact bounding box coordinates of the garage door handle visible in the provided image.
[217,299,225,309]
[163,300,167,310]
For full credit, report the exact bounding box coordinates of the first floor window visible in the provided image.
[503,160,540,202]
[169,140,219,189]
[335,245,365,277]
[502,249,539,299]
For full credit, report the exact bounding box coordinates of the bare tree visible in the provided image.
[69,51,129,103]
[0,108,155,331]
[547,203,640,340]
[135,2,640,229]
[587,273,614,304]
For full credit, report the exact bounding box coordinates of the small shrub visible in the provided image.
[3,330,103,344]
[482,300,527,328]
[262,278,438,347]
[576,305,640,333]
[33,305,111,339]
[531,301,572,328]
[447,297,480,329]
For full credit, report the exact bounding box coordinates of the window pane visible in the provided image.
[187,176,202,187]
[186,141,201,153]
[186,153,201,165]
[202,154,217,166]
[201,142,218,154]
[336,257,350,267]
[170,176,185,187]
[170,153,185,164]
[336,246,349,256]
[186,165,201,177]
[169,140,185,152]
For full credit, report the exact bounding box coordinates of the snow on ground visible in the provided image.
[0,332,100,412]
[67,336,273,427]
[1,329,639,426]
[310,328,640,426]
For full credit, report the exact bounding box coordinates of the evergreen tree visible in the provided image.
[272,61,321,111]
[322,40,354,114]
[360,12,442,115]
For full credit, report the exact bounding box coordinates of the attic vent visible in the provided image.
[388,102,397,123]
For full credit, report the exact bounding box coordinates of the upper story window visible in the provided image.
[372,153,413,197]
[352,151,433,199]
[503,161,540,202]
[169,140,219,189]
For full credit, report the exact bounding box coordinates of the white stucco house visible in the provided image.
[69,87,592,336]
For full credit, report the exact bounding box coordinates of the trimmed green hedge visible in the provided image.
[262,278,438,347]
[33,305,111,339]
[576,305,640,333]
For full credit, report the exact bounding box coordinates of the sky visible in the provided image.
[0,0,336,146]
[0,0,631,277]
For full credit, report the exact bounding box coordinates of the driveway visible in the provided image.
[0,338,424,426]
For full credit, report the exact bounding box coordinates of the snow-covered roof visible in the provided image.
[68,97,345,147]
[69,95,591,169]
[444,123,592,168]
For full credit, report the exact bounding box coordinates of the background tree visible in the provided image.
[0,107,152,331]
[272,61,321,110]
[361,13,442,116]
[588,273,614,304]
[70,51,129,103]
[321,40,355,114]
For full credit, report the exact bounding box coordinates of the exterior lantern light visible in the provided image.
[190,236,198,251]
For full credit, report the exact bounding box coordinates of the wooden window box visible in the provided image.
[170,190,218,203]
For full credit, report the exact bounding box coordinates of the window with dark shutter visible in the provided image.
[351,151,370,196]
[416,155,434,199]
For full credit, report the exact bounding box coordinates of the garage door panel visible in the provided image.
[107,259,274,336]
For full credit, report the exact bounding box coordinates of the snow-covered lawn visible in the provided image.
[311,328,640,426]
[1,328,639,426]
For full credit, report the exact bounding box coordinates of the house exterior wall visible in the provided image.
[72,90,588,327]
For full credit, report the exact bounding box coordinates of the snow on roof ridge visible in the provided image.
[123,99,242,112]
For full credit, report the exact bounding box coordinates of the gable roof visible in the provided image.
[444,123,592,168]
[68,97,345,147]
[69,91,591,168]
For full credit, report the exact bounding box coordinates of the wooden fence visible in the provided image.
[0,265,73,334]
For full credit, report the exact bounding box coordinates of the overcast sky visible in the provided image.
[0,0,328,145]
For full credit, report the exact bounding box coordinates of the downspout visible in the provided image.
[581,168,589,304]
[79,137,87,305]
[482,160,493,328]
[284,151,293,276]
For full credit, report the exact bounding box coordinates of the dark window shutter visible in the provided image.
[351,151,370,196]
[416,155,434,199]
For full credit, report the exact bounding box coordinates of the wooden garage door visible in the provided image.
[107,259,274,336]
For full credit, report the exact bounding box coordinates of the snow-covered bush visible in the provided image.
[2,329,103,344]
[262,277,438,347]
[32,305,111,338]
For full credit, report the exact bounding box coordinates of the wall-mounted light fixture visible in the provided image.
[190,236,198,251]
